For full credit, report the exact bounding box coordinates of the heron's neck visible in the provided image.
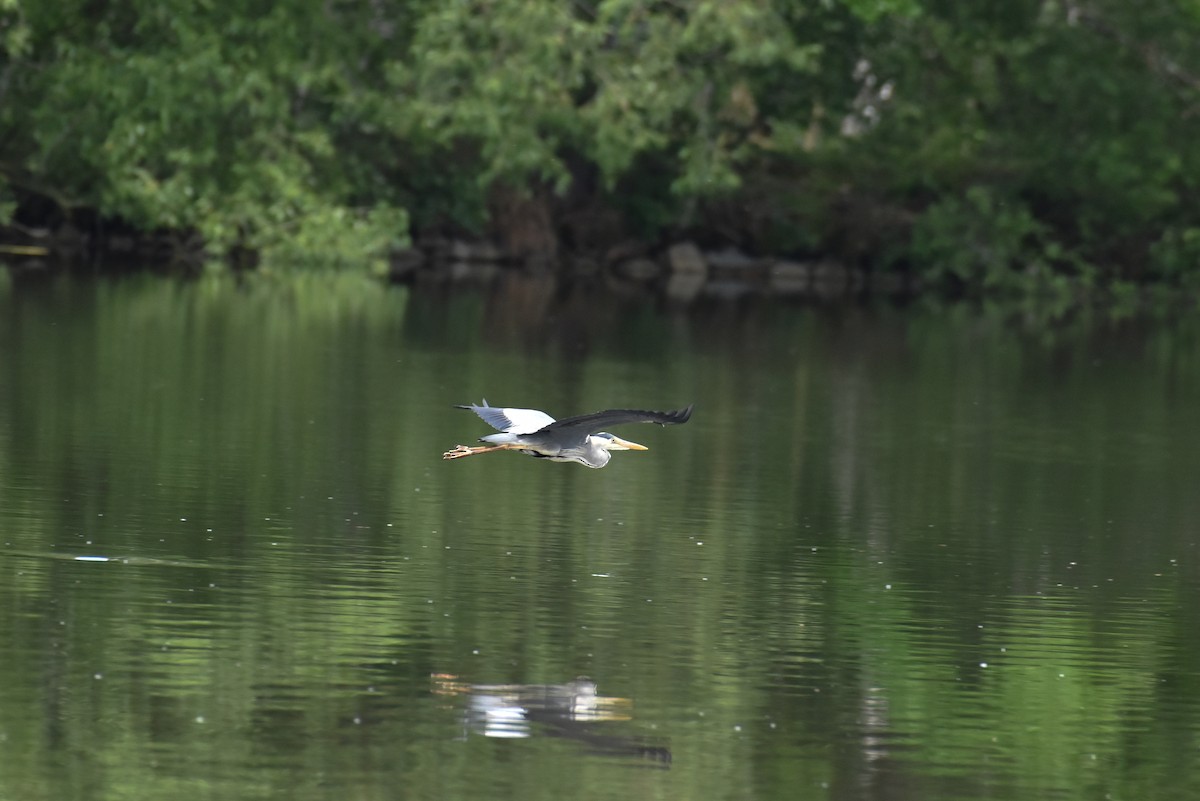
[585,437,612,468]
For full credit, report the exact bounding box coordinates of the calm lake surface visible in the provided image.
[1,270,1198,801]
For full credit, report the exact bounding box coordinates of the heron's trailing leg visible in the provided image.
[442,443,523,460]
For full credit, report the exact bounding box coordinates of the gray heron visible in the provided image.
[442,401,693,468]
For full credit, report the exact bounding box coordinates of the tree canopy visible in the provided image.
[1,0,1198,291]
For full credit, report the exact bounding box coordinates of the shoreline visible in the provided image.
[388,238,918,303]
[3,230,1197,312]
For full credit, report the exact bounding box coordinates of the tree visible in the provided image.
[2,0,408,266]
[2,0,1198,292]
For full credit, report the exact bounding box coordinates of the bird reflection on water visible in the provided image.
[432,675,672,766]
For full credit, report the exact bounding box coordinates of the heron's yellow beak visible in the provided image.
[611,436,648,451]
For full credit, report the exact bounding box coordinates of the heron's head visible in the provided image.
[593,432,648,452]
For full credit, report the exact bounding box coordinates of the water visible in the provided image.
[1,270,1198,801]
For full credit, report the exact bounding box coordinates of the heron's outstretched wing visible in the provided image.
[543,405,693,435]
[455,401,556,433]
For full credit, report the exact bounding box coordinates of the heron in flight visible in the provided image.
[442,401,693,468]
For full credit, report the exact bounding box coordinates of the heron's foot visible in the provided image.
[442,444,475,460]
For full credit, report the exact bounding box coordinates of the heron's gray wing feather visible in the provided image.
[456,402,556,433]
[543,405,693,435]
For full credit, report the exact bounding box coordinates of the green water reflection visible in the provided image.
[0,271,1198,801]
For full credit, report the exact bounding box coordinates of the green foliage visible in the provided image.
[391,0,822,206]
[910,187,1051,293]
[239,201,409,273]
[842,0,1200,289]
[0,185,14,226]
[391,2,591,192]
[4,0,408,264]
[1150,227,1200,287]
[1,0,1199,291]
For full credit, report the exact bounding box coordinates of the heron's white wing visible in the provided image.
[463,402,556,434]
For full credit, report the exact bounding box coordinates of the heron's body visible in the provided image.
[443,401,693,468]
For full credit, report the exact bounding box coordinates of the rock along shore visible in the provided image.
[390,238,917,302]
